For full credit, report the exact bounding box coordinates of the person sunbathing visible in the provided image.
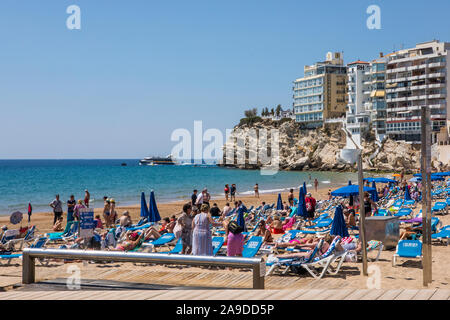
[142,226,163,241]
[273,234,332,260]
[113,231,144,251]
[253,220,273,244]
[274,234,316,249]
[270,216,284,234]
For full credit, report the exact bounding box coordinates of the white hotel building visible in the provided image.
[385,40,450,143]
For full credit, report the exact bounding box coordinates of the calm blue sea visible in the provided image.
[0,160,359,215]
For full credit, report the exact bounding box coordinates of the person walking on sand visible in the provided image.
[230,184,236,202]
[178,203,194,254]
[314,179,319,193]
[191,204,222,256]
[49,194,63,225]
[191,189,198,206]
[67,195,76,223]
[224,184,230,201]
[305,192,316,222]
[84,189,90,208]
[254,183,259,198]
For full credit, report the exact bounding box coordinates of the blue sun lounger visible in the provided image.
[432,202,448,215]
[265,239,324,276]
[0,236,49,265]
[392,240,422,266]
[161,238,183,254]
[304,218,333,230]
[242,236,263,258]
[431,225,450,245]
[212,236,225,256]
[47,221,79,242]
[394,208,413,218]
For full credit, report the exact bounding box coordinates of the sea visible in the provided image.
[0,160,360,215]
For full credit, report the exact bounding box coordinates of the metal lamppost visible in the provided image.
[420,106,432,286]
[346,129,368,276]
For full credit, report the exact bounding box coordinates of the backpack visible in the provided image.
[228,221,243,235]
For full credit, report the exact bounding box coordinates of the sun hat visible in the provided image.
[110,198,115,203]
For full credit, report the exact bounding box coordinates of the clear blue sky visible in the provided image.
[1,0,449,159]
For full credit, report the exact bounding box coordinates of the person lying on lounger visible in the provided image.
[253,220,273,245]
[273,234,332,259]
[112,231,144,251]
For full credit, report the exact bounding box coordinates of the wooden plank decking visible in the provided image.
[0,289,448,300]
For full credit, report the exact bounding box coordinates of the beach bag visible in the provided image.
[228,221,243,235]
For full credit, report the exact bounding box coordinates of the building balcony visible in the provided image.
[386,66,407,74]
[428,72,446,78]
[428,62,446,68]
[428,93,446,99]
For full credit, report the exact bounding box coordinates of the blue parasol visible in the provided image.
[276,193,283,210]
[348,180,352,185]
[330,205,349,238]
[331,185,377,198]
[371,181,379,202]
[297,186,308,218]
[148,190,161,222]
[303,182,307,195]
[140,192,149,218]
[364,177,397,184]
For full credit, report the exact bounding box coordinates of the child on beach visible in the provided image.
[52,216,64,232]
[94,215,103,229]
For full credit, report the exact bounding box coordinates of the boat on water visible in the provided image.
[139,155,175,166]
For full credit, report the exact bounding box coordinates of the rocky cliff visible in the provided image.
[221,119,448,173]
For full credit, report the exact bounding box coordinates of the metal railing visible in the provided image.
[22,248,265,289]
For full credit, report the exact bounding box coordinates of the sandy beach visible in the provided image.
[0,187,332,233]
[0,183,449,292]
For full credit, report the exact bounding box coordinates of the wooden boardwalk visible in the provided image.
[0,289,449,300]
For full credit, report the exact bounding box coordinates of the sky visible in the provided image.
[1,0,449,159]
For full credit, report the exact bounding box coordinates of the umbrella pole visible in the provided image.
[357,150,368,276]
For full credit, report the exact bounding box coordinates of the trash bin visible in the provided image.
[365,216,399,249]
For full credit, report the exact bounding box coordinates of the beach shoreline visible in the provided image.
[0,186,333,233]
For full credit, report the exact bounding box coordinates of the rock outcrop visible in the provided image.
[220,119,447,173]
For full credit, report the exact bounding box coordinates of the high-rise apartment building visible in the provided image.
[346,61,371,148]
[293,52,347,128]
[385,40,450,143]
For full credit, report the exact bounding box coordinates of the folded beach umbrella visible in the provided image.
[371,181,379,202]
[303,182,307,194]
[348,180,352,185]
[236,206,247,232]
[297,186,308,218]
[140,192,149,218]
[276,193,283,211]
[330,205,349,238]
[148,191,161,222]
[404,186,412,201]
